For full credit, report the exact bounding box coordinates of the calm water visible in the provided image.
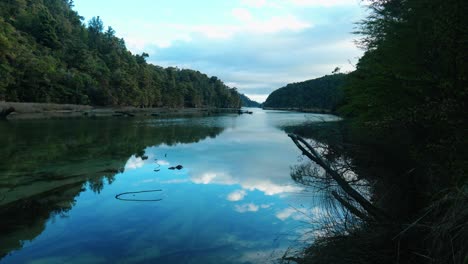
[0,108,339,264]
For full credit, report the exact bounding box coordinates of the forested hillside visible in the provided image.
[263,73,346,111]
[0,0,240,108]
[239,93,261,107]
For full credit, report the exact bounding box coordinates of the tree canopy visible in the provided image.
[263,74,346,112]
[0,0,240,108]
[340,0,467,192]
[239,93,261,108]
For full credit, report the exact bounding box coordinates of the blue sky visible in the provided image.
[74,0,368,102]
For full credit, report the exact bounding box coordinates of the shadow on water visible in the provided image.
[0,117,224,259]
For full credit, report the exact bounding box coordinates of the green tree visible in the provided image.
[0,0,241,108]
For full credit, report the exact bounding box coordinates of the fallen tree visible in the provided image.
[288,133,389,222]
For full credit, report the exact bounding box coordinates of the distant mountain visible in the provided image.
[240,94,262,108]
[263,74,347,112]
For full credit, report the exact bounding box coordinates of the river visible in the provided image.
[0,108,340,264]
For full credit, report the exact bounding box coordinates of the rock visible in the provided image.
[168,165,183,170]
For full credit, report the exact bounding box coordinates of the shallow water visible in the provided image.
[0,108,339,264]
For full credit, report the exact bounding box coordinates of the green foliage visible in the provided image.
[0,0,240,108]
[263,74,346,111]
[305,0,468,263]
[341,0,467,192]
[239,93,261,107]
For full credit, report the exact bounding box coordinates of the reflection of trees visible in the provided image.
[282,122,383,261]
[0,118,224,259]
[0,183,81,259]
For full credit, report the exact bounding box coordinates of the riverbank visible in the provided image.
[262,106,332,114]
[0,102,241,120]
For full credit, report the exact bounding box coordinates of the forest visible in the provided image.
[285,0,467,263]
[239,93,261,108]
[263,73,346,112]
[0,0,241,108]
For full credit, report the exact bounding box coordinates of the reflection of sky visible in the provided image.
[2,109,339,264]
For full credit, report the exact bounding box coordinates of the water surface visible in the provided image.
[0,109,339,264]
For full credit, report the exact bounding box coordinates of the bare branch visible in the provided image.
[332,191,371,221]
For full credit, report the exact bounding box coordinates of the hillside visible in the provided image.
[239,93,261,107]
[263,74,346,112]
[0,0,240,108]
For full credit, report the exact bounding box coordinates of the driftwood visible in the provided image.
[288,134,389,222]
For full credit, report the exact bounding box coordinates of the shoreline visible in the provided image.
[0,102,241,120]
[262,106,333,114]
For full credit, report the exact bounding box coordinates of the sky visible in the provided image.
[73,0,368,103]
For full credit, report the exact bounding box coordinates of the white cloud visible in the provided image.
[245,94,268,103]
[232,8,254,22]
[235,203,260,213]
[227,189,248,201]
[240,0,268,8]
[288,0,358,7]
[195,12,312,38]
[121,29,191,51]
[120,11,312,53]
[242,14,312,34]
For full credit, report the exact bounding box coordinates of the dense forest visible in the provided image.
[239,93,261,107]
[0,0,240,108]
[263,73,346,112]
[286,0,467,264]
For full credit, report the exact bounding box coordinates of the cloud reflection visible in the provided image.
[227,190,248,201]
[276,206,327,221]
[156,160,170,166]
[191,172,237,185]
[124,155,145,170]
[235,203,260,213]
